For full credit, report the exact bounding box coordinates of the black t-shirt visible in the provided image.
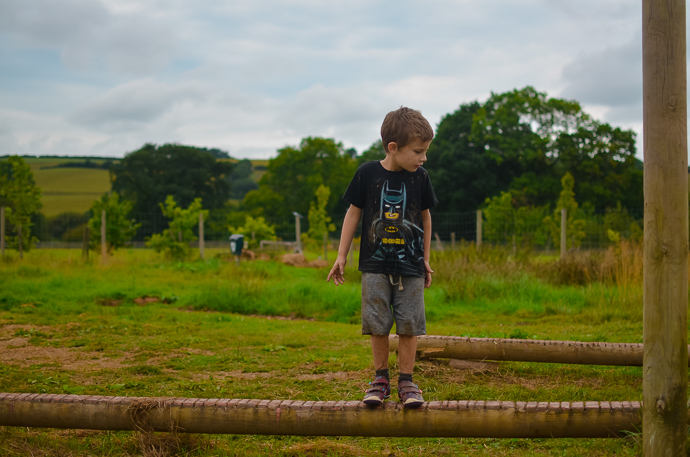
[343,161,438,277]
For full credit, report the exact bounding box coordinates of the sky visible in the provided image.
[0,0,662,160]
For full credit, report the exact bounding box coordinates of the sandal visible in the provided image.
[362,376,390,406]
[398,380,424,408]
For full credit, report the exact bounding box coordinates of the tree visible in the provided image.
[0,156,42,253]
[230,215,277,250]
[146,196,207,260]
[357,140,385,166]
[544,173,586,250]
[303,184,336,250]
[228,159,258,199]
[110,143,234,219]
[242,137,356,233]
[424,101,499,213]
[426,87,643,215]
[88,192,141,253]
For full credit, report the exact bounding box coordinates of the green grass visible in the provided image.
[0,247,670,455]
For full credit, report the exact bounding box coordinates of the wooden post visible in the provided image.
[451,232,455,250]
[560,208,567,259]
[476,210,482,249]
[642,0,688,454]
[17,224,22,259]
[82,226,89,261]
[101,210,106,264]
[0,206,4,258]
[295,214,302,254]
[199,212,205,260]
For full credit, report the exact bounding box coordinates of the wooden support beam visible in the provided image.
[0,393,647,438]
[642,0,688,454]
[388,335,690,367]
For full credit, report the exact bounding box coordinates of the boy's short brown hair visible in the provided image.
[380,107,434,153]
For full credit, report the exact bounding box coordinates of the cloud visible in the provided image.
[0,0,176,74]
[69,79,206,132]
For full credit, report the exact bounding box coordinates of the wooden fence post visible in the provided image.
[560,208,567,259]
[476,210,482,250]
[642,0,688,455]
[199,212,205,260]
[82,226,89,261]
[451,232,456,250]
[101,210,106,265]
[0,206,4,258]
[17,224,22,259]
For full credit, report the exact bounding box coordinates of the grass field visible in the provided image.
[18,157,268,217]
[0,245,666,456]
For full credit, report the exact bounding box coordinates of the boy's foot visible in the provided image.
[362,376,390,406]
[398,380,424,408]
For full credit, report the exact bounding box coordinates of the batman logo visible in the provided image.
[385,226,399,233]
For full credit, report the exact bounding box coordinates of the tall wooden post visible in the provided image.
[17,224,22,259]
[0,206,4,257]
[476,210,482,249]
[101,210,107,265]
[199,212,205,260]
[560,208,567,259]
[642,1,688,455]
[294,213,302,254]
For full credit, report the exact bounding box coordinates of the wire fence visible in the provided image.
[0,207,645,253]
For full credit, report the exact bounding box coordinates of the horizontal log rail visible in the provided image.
[388,335,690,366]
[0,393,650,438]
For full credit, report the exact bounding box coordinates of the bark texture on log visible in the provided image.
[0,393,646,438]
[388,335,690,367]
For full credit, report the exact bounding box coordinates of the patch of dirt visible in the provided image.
[281,253,328,268]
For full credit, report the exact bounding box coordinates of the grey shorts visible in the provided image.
[361,273,426,336]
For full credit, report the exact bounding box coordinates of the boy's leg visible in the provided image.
[361,274,394,405]
[371,334,390,370]
[397,335,417,374]
[391,276,426,408]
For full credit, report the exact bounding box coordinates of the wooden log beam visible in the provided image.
[388,335,690,367]
[0,393,647,438]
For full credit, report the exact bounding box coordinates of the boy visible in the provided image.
[327,107,437,408]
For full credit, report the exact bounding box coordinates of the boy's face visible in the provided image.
[388,138,431,173]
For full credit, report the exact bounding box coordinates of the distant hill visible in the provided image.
[4,156,264,217]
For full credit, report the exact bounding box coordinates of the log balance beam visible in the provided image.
[0,393,648,438]
[389,335,690,366]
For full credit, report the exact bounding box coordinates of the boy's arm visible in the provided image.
[422,209,434,288]
[327,204,362,285]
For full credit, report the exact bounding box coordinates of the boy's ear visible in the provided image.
[387,142,399,154]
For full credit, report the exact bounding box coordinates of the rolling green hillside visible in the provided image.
[20,157,264,217]
[25,158,113,217]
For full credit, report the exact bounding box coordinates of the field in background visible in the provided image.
[18,157,269,217]
[0,245,658,456]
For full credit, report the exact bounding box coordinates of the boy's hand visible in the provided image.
[327,256,347,286]
[424,260,434,288]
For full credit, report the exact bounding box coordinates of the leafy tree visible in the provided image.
[482,191,549,247]
[0,156,42,253]
[424,101,498,213]
[544,173,586,250]
[228,159,258,199]
[110,143,234,220]
[242,137,356,233]
[357,140,385,166]
[230,215,277,250]
[426,87,642,214]
[146,196,207,260]
[88,192,141,253]
[303,185,336,250]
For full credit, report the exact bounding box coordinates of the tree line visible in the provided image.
[1,86,645,254]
